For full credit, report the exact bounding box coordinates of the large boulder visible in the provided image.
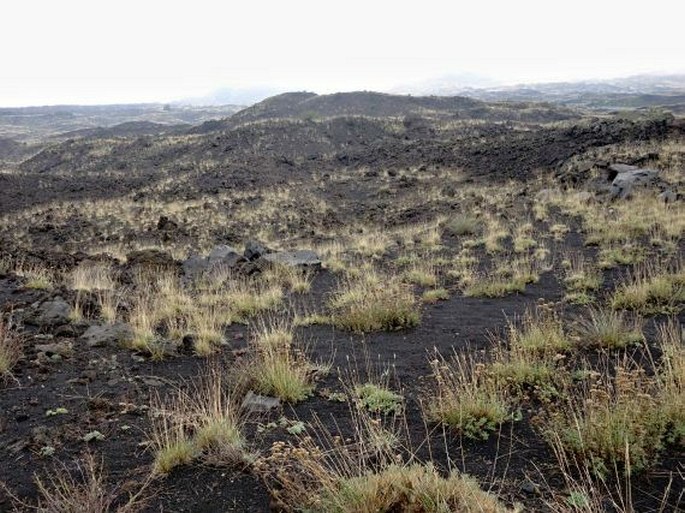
[81,322,134,348]
[25,297,72,327]
[608,165,659,199]
[260,250,322,269]
[182,254,209,280]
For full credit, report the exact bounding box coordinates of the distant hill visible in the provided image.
[52,121,190,140]
[0,103,243,142]
[399,74,685,111]
[191,90,579,134]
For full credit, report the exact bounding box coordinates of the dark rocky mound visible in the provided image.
[191,91,580,134]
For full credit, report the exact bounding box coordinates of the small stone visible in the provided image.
[81,369,97,382]
[35,341,73,357]
[659,189,678,204]
[241,390,281,413]
[520,479,540,495]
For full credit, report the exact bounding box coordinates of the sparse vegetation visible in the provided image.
[543,360,667,475]
[0,317,21,378]
[428,352,512,440]
[247,321,315,403]
[329,269,420,332]
[574,308,644,349]
[611,261,685,314]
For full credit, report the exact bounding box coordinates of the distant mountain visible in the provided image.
[395,73,685,111]
[389,73,499,96]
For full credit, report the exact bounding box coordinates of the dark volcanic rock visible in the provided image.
[609,166,659,199]
[243,240,272,261]
[81,322,134,348]
[25,297,72,327]
[126,249,177,269]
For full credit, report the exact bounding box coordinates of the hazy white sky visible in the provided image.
[2,0,684,106]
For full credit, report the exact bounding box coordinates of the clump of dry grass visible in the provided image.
[611,261,685,314]
[508,307,571,355]
[262,264,313,294]
[14,262,54,290]
[427,352,511,440]
[422,287,450,304]
[464,256,539,298]
[246,320,315,403]
[0,317,22,379]
[563,254,602,305]
[574,308,644,349]
[329,269,420,332]
[148,366,248,475]
[5,453,149,513]
[657,319,685,447]
[255,413,510,513]
[70,262,116,291]
[542,358,668,476]
[489,341,561,401]
[402,260,439,287]
[444,214,480,237]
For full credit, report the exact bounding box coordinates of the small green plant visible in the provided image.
[354,383,404,415]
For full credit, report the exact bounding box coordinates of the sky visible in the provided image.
[2,0,684,106]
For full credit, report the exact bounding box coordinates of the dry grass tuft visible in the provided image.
[329,269,420,332]
[246,320,316,403]
[255,412,510,513]
[611,261,685,315]
[0,317,22,379]
[148,366,248,475]
[427,352,511,440]
[6,453,149,513]
[574,308,644,349]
